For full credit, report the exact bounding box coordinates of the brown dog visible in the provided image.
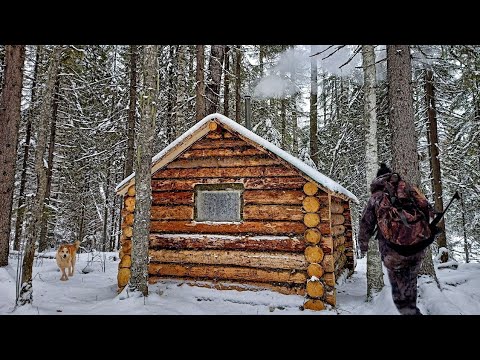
[55,240,80,281]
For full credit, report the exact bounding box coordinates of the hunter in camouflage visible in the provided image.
[358,164,434,315]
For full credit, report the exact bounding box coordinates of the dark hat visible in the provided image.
[376,163,392,177]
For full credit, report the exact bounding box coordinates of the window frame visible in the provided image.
[194,183,244,223]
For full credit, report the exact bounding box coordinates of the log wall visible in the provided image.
[146,123,309,296]
[116,121,355,310]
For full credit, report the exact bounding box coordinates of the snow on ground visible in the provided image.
[0,251,479,315]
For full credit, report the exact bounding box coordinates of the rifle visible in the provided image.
[430,191,460,228]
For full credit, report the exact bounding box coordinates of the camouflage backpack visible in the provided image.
[375,173,432,255]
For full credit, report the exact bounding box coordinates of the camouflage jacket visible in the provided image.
[358,174,434,268]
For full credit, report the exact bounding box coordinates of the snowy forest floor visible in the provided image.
[0,251,479,315]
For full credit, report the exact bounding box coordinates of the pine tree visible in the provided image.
[128,45,158,296]
[0,45,25,267]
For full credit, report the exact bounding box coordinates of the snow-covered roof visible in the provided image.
[116,113,358,203]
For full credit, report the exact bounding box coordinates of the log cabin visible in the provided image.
[115,113,358,311]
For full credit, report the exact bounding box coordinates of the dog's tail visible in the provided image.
[74,240,81,250]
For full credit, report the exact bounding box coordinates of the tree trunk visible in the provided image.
[14,46,40,251]
[460,192,469,263]
[362,45,384,298]
[166,45,176,143]
[310,46,319,167]
[129,45,158,296]
[425,69,447,260]
[362,45,379,185]
[387,45,437,281]
[223,46,230,117]
[0,45,25,267]
[18,46,60,305]
[125,45,137,177]
[38,73,60,252]
[195,45,205,121]
[175,45,186,137]
[235,46,242,123]
[205,45,225,115]
[102,164,110,252]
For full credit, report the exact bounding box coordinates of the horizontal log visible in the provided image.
[119,255,131,268]
[304,228,321,245]
[167,156,280,169]
[123,226,133,238]
[150,220,306,235]
[318,222,331,235]
[304,213,320,228]
[208,121,218,131]
[121,240,132,255]
[307,263,324,278]
[323,272,335,287]
[149,249,308,270]
[117,268,130,288]
[305,246,324,263]
[320,236,333,254]
[152,166,299,179]
[150,206,193,221]
[303,299,326,311]
[149,234,306,252]
[127,185,136,197]
[325,290,336,306]
[319,207,330,221]
[179,147,265,159]
[334,235,346,248]
[206,132,222,139]
[148,278,306,296]
[243,204,304,221]
[335,254,347,273]
[330,202,344,214]
[331,214,345,225]
[191,139,248,149]
[148,263,307,284]
[303,196,320,212]
[243,190,305,205]
[303,182,318,196]
[322,254,334,273]
[124,213,134,226]
[306,280,324,298]
[121,208,132,217]
[223,130,233,138]
[124,196,135,212]
[151,177,306,191]
[152,191,194,205]
[332,225,346,236]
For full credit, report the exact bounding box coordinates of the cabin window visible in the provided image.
[194,183,243,222]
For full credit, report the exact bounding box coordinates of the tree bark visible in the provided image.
[425,69,447,260]
[223,46,230,117]
[129,45,158,296]
[175,45,186,137]
[387,45,437,281]
[310,46,319,166]
[19,46,60,305]
[14,46,40,251]
[38,73,60,252]
[205,45,225,115]
[362,45,384,298]
[235,46,242,123]
[460,192,469,263]
[166,45,176,143]
[0,45,25,267]
[125,45,137,177]
[195,45,205,121]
